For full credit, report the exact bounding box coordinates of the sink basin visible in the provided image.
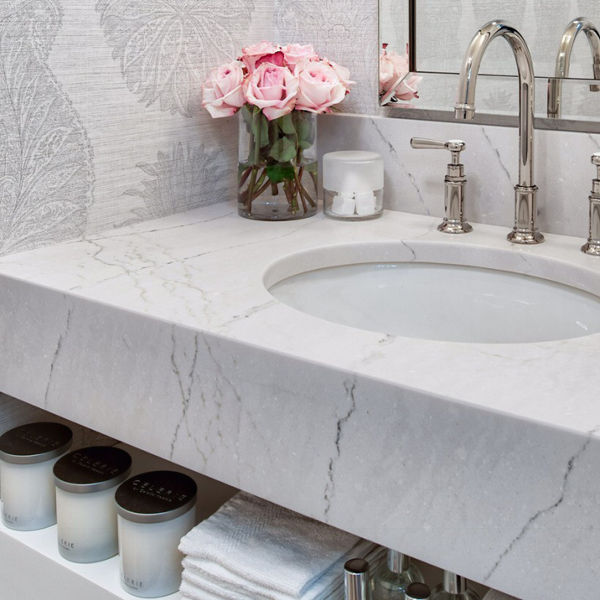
[266,243,600,344]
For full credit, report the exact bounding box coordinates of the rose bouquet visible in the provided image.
[379,44,421,103]
[202,42,353,220]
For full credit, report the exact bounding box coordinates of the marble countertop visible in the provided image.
[1,203,599,599]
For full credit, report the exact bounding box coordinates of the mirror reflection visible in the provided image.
[379,1,600,131]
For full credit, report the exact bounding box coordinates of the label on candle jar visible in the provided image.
[59,537,75,551]
[122,574,144,591]
[3,510,18,525]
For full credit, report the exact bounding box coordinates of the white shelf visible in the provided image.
[0,520,179,600]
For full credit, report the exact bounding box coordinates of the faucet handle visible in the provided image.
[592,152,600,179]
[582,153,600,255]
[410,138,466,165]
[409,137,471,234]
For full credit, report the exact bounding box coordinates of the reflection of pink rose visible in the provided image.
[282,43,318,71]
[380,48,421,101]
[202,60,245,118]
[296,61,347,113]
[241,41,282,71]
[244,63,299,120]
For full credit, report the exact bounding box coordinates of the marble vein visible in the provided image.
[323,379,357,520]
[169,330,201,461]
[481,127,512,184]
[483,426,600,582]
[43,304,73,408]
[369,118,430,215]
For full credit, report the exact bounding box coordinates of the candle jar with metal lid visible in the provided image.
[0,422,72,530]
[54,446,132,563]
[116,470,197,598]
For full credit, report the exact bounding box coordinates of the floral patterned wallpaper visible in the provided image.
[0,0,382,257]
[0,0,272,256]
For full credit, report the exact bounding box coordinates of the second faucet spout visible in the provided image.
[454,20,544,244]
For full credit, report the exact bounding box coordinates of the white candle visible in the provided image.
[54,446,132,563]
[116,471,197,598]
[0,422,72,531]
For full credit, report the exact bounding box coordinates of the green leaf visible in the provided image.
[250,108,270,149]
[266,163,295,183]
[297,116,315,147]
[269,136,297,162]
[277,113,296,135]
[259,114,269,147]
[240,104,253,127]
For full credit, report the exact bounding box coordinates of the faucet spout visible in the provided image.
[548,17,600,119]
[454,20,543,244]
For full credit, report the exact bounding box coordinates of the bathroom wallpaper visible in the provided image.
[0,0,272,256]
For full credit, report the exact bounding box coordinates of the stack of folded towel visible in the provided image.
[179,491,382,600]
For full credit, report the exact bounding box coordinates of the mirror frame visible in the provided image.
[379,0,600,133]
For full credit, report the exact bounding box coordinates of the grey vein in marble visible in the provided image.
[324,379,357,520]
[43,304,72,408]
[484,426,600,582]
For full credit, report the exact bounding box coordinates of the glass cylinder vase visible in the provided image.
[238,105,318,220]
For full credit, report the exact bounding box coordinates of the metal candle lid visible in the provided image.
[0,422,73,464]
[54,446,132,493]
[115,471,197,524]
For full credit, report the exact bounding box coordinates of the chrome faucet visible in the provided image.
[548,17,600,119]
[455,20,544,244]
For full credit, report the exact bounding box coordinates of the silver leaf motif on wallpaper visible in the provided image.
[0,0,94,256]
[275,0,378,113]
[96,0,255,117]
[125,142,230,219]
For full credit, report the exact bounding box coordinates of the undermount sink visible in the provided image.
[265,242,600,344]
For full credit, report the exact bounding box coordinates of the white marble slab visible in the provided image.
[1,203,600,599]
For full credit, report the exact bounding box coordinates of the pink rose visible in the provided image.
[325,59,355,92]
[379,48,421,101]
[244,63,299,120]
[282,43,318,71]
[202,60,245,118]
[295,61,347,113]
[241,41,282,71]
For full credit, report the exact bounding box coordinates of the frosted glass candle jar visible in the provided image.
[323,151,384,220]
[53,446,132,563]
[116,470,197,598]
[0,422,72,531]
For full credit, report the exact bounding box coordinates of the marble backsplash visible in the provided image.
[319,114,600,238]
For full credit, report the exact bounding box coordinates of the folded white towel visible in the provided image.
[179,491,379,599]
[182,540,382,600]
[483,590,521,600]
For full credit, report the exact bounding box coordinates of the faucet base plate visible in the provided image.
[438,220,473,234]
[507,229,545,244]
[582,241,600,255]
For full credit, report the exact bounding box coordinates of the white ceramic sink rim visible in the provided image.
[265,241,600,344]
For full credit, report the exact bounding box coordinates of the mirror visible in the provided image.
[379,0,600,132]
